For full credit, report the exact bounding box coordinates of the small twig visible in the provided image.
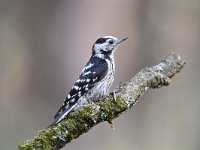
[18,52,185,150]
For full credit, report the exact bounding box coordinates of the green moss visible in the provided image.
[96,96,128,122]
[18,96,128,150]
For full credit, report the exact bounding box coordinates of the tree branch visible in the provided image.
[18,52,185,150]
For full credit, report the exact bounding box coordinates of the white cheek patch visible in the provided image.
[94,43,107,51]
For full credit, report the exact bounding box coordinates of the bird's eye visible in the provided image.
[109,40,114,44]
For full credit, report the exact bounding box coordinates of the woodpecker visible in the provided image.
[51,36,127,125]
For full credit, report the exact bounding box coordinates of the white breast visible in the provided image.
[91,57,115,100]
[76,57,115,107]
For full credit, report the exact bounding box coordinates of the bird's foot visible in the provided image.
[107,119,115,130]
[111,90,117,102]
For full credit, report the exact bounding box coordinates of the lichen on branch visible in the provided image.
[18,52,185,150]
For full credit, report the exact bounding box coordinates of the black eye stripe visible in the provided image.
[109,40,114,44]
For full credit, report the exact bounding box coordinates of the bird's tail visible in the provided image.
[50,103,77,126]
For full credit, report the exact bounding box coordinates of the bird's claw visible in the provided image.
[107,120,115,130]
[112,90,117,102]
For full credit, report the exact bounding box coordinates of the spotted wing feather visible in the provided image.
[54,57,108,119]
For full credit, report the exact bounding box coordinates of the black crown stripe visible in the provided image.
[95,38,109,44]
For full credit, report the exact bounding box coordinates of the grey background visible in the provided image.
[0,0,199,149]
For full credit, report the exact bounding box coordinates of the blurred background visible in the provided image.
[0,0,199,149]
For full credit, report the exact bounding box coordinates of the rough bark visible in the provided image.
[18,53,185,150]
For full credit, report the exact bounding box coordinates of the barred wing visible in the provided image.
[54,57,108,119]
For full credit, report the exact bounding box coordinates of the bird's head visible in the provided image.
[92,36,127,57]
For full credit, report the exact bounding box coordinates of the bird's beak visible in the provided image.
[116,37,128,45]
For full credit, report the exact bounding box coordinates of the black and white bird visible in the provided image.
[51,36,127,125]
